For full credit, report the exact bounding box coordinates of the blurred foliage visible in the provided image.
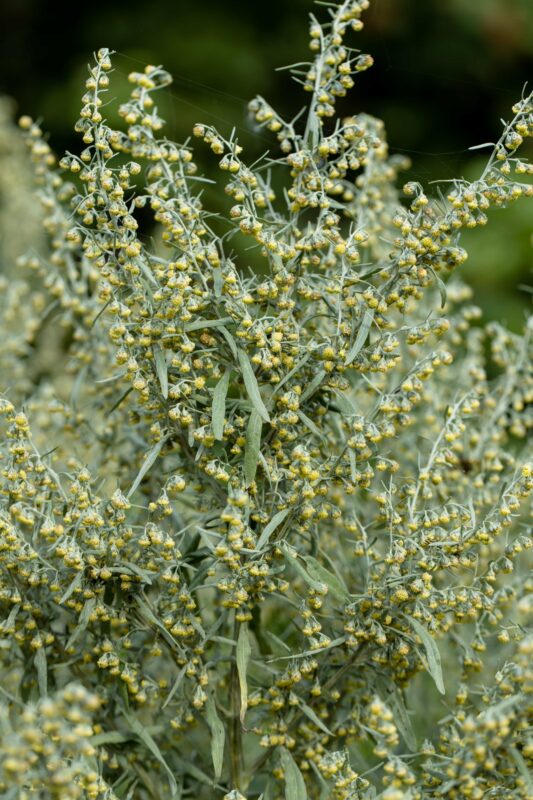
[0,0,531,323]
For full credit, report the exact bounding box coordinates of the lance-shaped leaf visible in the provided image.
[127,435,168,499]
[236,623,252,724]
[346,308,374,365]
[35,647,47,697]
[303,555,350,604]
[212,369,231,441]
[238,348,270,422]
[153,345,168,399]
[205,690,225,779]
[409,617,445,695]
[280,746,307,800]
[122,709,178,797]
[256,508,290,551]
[244,409,262,486]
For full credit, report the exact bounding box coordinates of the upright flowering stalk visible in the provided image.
[0,1,532,798]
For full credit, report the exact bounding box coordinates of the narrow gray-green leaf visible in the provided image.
[238,349,270,422]
[236,623,252,724]
[267,636,346,663]
[122,709,178,796]
[244,409,262,486]
[256,509,290,551]
[428,266,447,309]
[162,666,186,710]
[35,647,47,697]
[280,543,324,593]
[127,436,168,499]
[510,745,533,795]
[297,410,325,440]
[153,346,168,399]
[346,308,374,365]
[297,698,333,736]
[303,556,349,603]
[280,746,307,800]
[66,598,96,649]
[273,353,311,395]
[333,389,357,416]
[184,316,232,333]
[300,369,326,402]
[59,572,83,605]
[212,369,231,441]
[220,325,237,356]
[387,689,417,750]
[409,617,445,695]
[205,690,225,779]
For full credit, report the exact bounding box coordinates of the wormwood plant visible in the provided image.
[0,1,532,798]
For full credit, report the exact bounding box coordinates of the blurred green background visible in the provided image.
[1,0,531,325]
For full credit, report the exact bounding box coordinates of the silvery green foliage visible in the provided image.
[1,2,532,798]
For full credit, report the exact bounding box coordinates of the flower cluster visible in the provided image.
[0,1,532,798]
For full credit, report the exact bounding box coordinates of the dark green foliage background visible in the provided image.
[1,0,532,323]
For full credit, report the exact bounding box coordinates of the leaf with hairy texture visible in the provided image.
[244,409,262,486]
[212,369,231,440]
[236,623,252,724]
[238,349,270,422]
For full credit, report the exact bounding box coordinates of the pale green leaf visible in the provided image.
[66,598,96,649]
[510,745,533,795]
[236,623,252,724]
[220,325,237,357]
[280,746,307,800]
[244,409,262,486]
[205,690,225,779]
[346,308,374,365]
[238,349,270,422]
[296,697,333,736]
[280,543,324,593]
[297,410,325,440]
[409,617,445,695]
[273,353,310,395]
[153,345,168,399]
[35,647,47,697]
[303,555,350,604]
[256,508,290,551]
[212,369,231,441]
[300,369,326,402]
[162,666,186,710]
[184,316,232,333]
[59,572,83,605]
[386,689,417,750]
[127,436,168,499]
[122,709,178,797]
